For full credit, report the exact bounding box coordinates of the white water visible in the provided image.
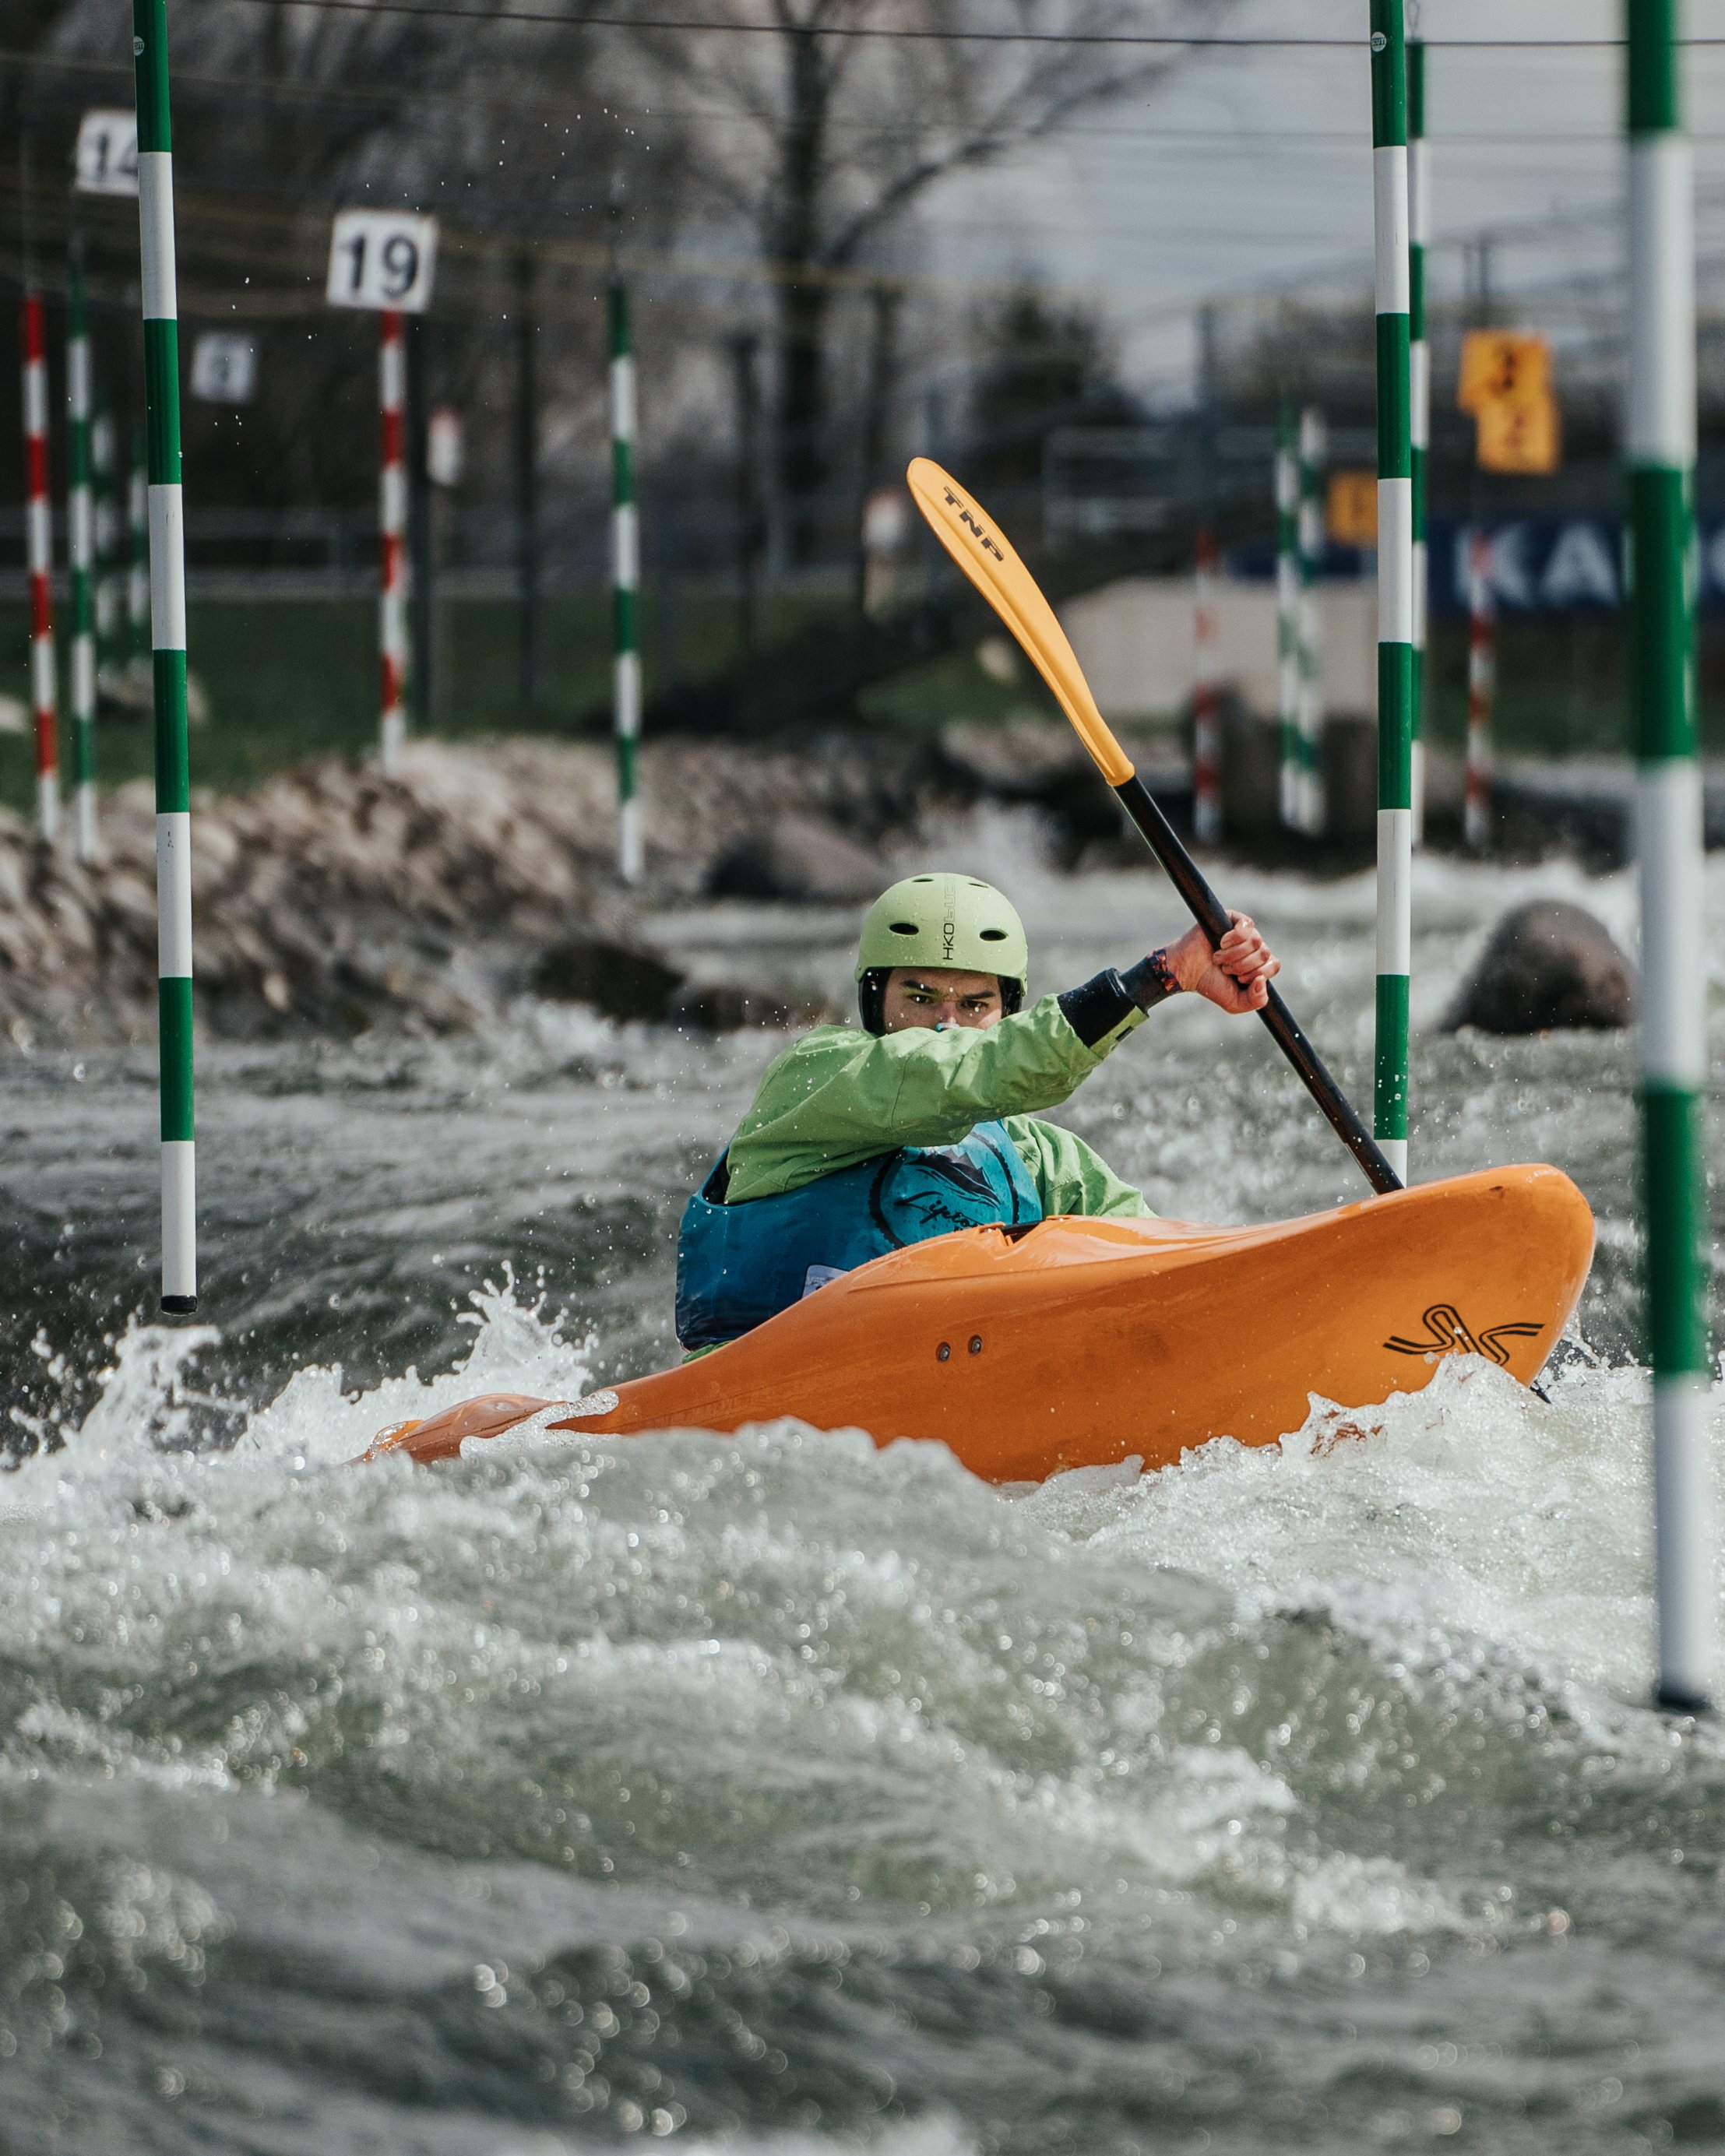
[5,831,1724,2152]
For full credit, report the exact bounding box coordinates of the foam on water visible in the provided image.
[9,844,1725,2150]
[7,1284,1716,1964]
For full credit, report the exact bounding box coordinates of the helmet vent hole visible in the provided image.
[979,928,1006,941]
[889,921,919,937]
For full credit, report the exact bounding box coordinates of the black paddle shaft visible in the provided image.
[1112,774,1403,1196]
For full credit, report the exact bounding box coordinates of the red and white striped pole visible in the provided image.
[1464,526,1494,851]
[1192,524,1222,844]
[21,290,61,844]
[378,309,407,776]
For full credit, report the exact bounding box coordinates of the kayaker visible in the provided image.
[675,872,1280,1350]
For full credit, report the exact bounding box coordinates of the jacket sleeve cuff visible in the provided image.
[1058,969,1139,1049]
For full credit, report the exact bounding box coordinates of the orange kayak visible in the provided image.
[360,1162,1594,1482]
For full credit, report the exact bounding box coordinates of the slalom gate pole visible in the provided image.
[128,423,150,685]
[378,308,407,777]
[1464,528,1494,849]
[1297,406,1327,835]
[93,383,119,691]
[1276,407,1301,830]
[67,237,97,863]
[1627,0,1714,1713]
[1408,32,1429,847]
[609,271,642,882]
[1371,0,1414,1187]
[1192,525,1221,844]
[21,287,62,846]
[133,0,197,1314]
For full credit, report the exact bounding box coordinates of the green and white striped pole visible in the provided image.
[66,237,98,863]
[93,383,120,693]
[1276,405,1301,830]
[1371,0,1413,1188]
[1296,406,1326,835]
[608,273,642,883]
[133,0,197,1313]
[1628,0,1713,1711]
[1408,32,1429,847]
[128,422,150,688]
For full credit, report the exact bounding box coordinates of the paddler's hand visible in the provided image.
[1162,912,1280,1015]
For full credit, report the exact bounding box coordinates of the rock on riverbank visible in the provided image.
[0,736,928,1045]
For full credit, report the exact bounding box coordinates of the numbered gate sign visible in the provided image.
[326,210,438,314]
[75,109,139,197]
[191,333,258,405]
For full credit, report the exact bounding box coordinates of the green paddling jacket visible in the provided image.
[723,982,1156,1220]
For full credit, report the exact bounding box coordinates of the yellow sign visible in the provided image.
[1326,470,1378,547]
[1457,330,1560,473]
[1457,331,1551,415]
[1476,392,1561,476]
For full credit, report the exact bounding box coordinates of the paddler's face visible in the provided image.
[881,967,1004,1033]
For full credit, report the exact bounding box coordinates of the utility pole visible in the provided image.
[515,251,541,710]
[854,284,901,618]
[407,315,435,730]
[1276,404,1300,831]
[731,330,761,651]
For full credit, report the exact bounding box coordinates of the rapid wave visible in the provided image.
[8,839,1725,2151]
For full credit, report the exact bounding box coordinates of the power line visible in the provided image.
[17,45,1725,150]
[214,1,1725,51]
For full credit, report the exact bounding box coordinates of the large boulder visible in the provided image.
[1442,899,1635,1033]
[529,935,685,1021]
[705,814,882,902]
[668,980,799,1032]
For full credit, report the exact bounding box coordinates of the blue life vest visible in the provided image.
[675,1120,1043,1349]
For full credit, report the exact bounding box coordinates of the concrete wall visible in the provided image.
[1058,576,1379,723]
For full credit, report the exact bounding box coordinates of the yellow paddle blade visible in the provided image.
[906,456,1135,787]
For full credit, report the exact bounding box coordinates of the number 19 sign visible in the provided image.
[326,209,439,314]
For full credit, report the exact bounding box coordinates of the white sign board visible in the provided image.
[325,210,438,314]
[75,110,139,197]
[191,333,258,404]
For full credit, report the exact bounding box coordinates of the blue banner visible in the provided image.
[1234,515,1725,613]
[1429,515,1725,614]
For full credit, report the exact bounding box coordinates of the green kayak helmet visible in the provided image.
[854,873,1029,1032]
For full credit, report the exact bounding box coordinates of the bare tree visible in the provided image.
[10,0,698,515]
[624,0,1229,555]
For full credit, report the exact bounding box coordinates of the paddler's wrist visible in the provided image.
[1120,949,1180,1011]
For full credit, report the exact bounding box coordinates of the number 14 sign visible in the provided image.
[326,210,439,314]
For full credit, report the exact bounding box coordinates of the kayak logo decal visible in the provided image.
[1384,1304,1544,1366]
[941,484,1005,560]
